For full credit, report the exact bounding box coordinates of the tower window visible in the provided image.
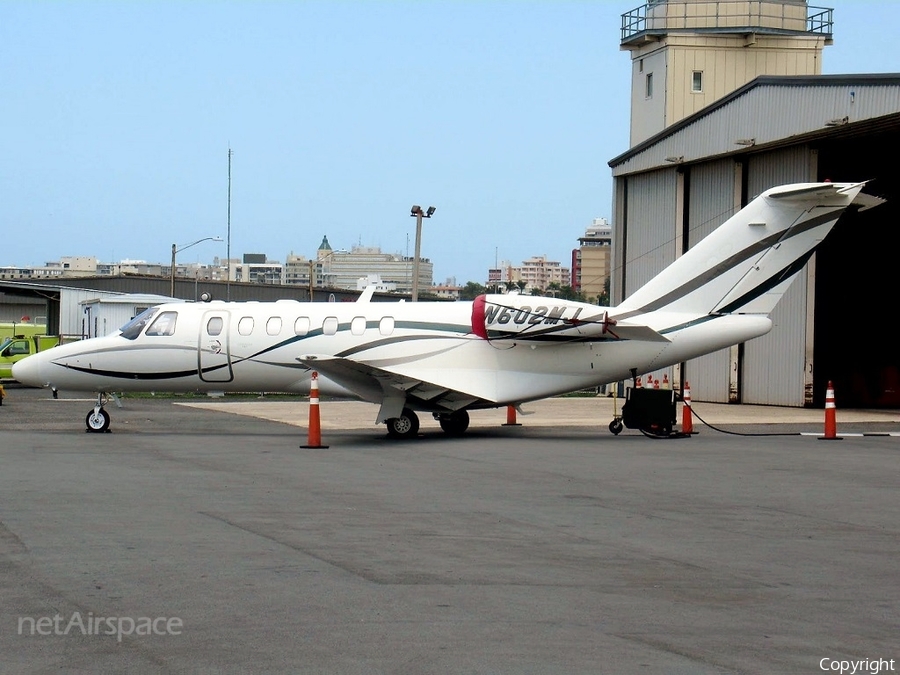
[692,70,703,93]
[645,72,653,98]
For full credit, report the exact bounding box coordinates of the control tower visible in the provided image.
[621,1,833,145]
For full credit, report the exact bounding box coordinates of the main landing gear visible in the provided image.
[385,408,420,439]
[436,409,470,436]
[383,408,471,439]
[85,393,112,433]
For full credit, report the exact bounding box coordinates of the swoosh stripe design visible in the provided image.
[616,207,842,319]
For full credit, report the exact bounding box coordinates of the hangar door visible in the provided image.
[620,170,678,299]
[814,129,900,408]
[742,147,815,406]
[682,159,739,403]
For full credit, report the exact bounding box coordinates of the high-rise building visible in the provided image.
[572,218,612,303]
[493,256,570,294]
[312,236,434,294]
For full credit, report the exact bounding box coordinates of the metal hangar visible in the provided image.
[609,73,900,407]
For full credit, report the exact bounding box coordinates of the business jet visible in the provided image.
[13,182,878,437]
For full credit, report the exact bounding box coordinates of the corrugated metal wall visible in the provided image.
[621,169,679,299]
[0,301,45,325]
[57,289,146,339]
[741,146,815,405]
[682,159,740,402]
[612,80,900,177]
[60,289,104,338]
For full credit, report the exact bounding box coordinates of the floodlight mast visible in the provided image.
[410,205,435,301]
[170,237,223,298]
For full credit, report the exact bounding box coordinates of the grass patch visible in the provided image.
[116,391,307,401]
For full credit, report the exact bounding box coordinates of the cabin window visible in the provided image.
[351,316,366,336]
[120,307,158,340]
[266,317,283,336]
[206,317,224,336]
[323,317,338,335]
[145,311,178,337]
[379,316,394,336]
[294,317,310,336]
[691,70,703,93]
[238,317,254,336]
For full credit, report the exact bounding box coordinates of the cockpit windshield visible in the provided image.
[119,307,159,340]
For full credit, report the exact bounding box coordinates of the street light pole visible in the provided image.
[409,205,435,301]
[308,250,338,301]
[170,243,177,298]
[170,237,223,299]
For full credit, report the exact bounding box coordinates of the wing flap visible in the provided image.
[297,354,490,419]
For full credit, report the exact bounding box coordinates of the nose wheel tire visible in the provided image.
[86,408,111,433]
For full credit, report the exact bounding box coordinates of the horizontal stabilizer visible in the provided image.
[853,192,886,212]
[766,183,853,200]
[607,323,670,343]
[767,181,884,211]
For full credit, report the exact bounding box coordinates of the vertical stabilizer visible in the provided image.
[614,182,865,318]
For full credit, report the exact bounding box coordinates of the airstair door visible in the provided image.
[199,310,233,382]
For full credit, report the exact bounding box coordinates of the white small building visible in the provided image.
[79,294,174,338]
[355,274,396,293]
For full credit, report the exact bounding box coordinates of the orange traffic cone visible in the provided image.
[681,381,694,435]
[301,371,329,448]
[653,377,660,389]
[502,404,522,426]
[820,380,842,441]
[662,373,670,389]
[635,375,642,388]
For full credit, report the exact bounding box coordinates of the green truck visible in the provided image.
[0,335,59,380]
[0,323,46,341]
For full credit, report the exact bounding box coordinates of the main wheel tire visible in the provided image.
[86,408,111,433]
[439,410,470,436]
[386,408,420,439]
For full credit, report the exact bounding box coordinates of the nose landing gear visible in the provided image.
[85,393,113,433]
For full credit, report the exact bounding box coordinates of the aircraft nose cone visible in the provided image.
[11,354,43,386]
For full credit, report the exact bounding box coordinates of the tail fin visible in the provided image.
[615,182,868,318]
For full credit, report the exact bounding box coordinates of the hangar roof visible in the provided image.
[609,73,900,176]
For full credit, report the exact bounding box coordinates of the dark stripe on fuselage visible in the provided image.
[54,363,201,380]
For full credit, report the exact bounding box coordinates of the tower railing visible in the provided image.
[621,1,833,44]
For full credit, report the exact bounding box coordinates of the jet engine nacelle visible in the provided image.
[470,294,614,341]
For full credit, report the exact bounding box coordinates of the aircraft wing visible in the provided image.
[297,354,483,423]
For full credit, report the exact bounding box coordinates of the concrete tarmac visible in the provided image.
[1,386,898,673]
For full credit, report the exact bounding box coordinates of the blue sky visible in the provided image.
[2,1,898,285]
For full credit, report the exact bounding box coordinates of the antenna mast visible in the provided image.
[226,147,233,300]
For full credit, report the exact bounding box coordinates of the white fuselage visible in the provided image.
[13,298,771,409]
